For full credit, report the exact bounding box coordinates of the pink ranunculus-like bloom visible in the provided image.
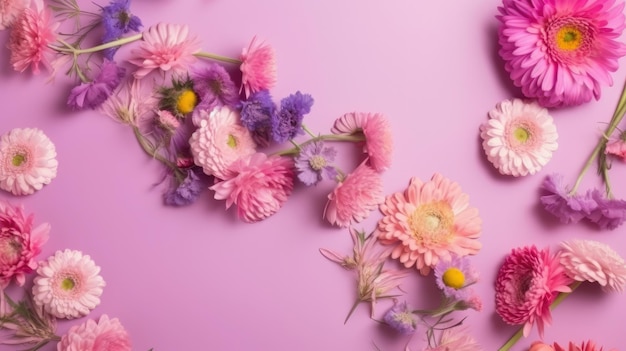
[480,99,558,177]
[0,0,28,30]
[605,139,626,160]
[129,23,201,79]
[240,36,277,98]
[495,246,573,338]
[497,0,626,108]
[211,153,294,223]
[331,112,393,172]
[0,127,58,196]
[323,161,384,228]
[553,340,616,351]
[559,239,626,292]
[190,107,256,180]
[376,173,482,275]
[57,314,131,351]
[8,0,59,74]
[33,249,106,319]
[424,326,481,351]
[530,342,556,351]
[0,201,49,288]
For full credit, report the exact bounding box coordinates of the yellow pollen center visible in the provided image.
[556,26,583,51]
[176,89,198,115]
[61,277,75,291]
[407,202,454,244]
[513,127,530,143]
[442,268,465,289]
[11,153,26,167]
[308,155,327,170]
[227,135,237,148]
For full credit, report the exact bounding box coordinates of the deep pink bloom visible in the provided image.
[553,340,616,351]
[0,0,27,30]
[57,314,131,351]
[240,36,277,98]
[605,139,626,160]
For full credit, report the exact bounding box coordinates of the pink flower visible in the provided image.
[495,245,573,337]
[605,139,626,160]
[211,153,294,223]
[424,326,481,351]
[559,239,626,292]
[331,112,393,172]
[240,36,277,98]
[376,173,482,275]
[530,342,556,351]
[57,314,131,351]
[0,0,27,30]
[497,0,626,108]
[129,23,201,79]
[99,78,157,127]
[553,340,616,351]
[0,201,49,288]
[323,161,384,228]
[8,0,58,74]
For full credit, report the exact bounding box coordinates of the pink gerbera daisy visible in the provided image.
[0,0,28,30]
[331,112,393,172]
[57,314,131,351]
[33,249,106,319]
[497,0,626,108]
[376,173,482,275]
[240,36,277,98]
[559,239,626,292]
[129,23,201,79]
[0,127,58,196]
[480,98,558,177]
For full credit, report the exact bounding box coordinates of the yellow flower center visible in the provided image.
[442,267,465,289]
[556,26,582,51]
[61,277,76,291]
[308,155,327,170]
[227,135,237,148]
[408,202,454,244]
[12,153,26,167]
[513,127,530,143]
[176,89,198,115]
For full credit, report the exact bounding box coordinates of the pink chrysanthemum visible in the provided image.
[497,0,626,108]
[190,107,256,180]
[129,23,201,79]
[211,153,294,223]
[331,112,393,172]
[0,201,49,288]
[8,0,58,74]
[33,249,106,319]
[0,127,58,196]
[424,326,481,351]
[376,173,482,275]
[323,161,384,228]
[559,239,626,292]
[240,36,277,98]
[480,98,558,177]
[495,246,573,337]
[57,314,131,351]
[0,0,27,30]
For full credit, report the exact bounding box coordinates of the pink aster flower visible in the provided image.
[559,239,626,292]
[0,127,58,196]
[376,173,482,275]
[189,107,257,180]
[0,0,27,30]
[495,245,573,337]
[331,112,393,172]
[497,0,626,108]
[211,153,294,223]
[480,99,558,177]
[323,161,384,228]
[0,201,49,288]
[240,36,277,98]
[129,23,201,79]
[424,326,481,351]
[57,314,132,351]
[33,249,106,319]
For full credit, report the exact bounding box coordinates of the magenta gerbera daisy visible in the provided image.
[497,0,626,108]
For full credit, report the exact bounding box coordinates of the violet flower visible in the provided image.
[101,0,143,59]
[586,189,626,230]
[383,300,417,335]
[271,91,314,143]
[67,60,126,110]
[294,141,337,186]
[191,63,239,111]
[164,167,207,206]
[240,90,276,146]
[539,173,597,224]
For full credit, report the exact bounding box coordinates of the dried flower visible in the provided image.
[57,314,131,351]
[67,60,126,110]
[99,78,156,127]
[560,239,626,292]
[271,91,314,143]
[294,141,338,186]
[0,0,27,30]
[101,0,143,59]
[240,36,277,98]
[0,292,59,350]
[383,300,416,335]
[539,174,597,224]
[191,62,239,111]
[423,326,481,351]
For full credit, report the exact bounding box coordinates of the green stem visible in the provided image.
[50,33,143,55]
[194,51,241,64]
[272,134,366,156]
[132,128,185,183]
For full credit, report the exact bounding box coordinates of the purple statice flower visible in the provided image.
[240,90,276,146]
[433,255,478,301]
[383,300,416,335]
[586,189,626,230]
[101,0,143,59]
[191,63,238,111]
[164,167,207,206]
[67,60,126,110]
[271,91,314,143]
[539,173,597,224]
[294,141,337,186]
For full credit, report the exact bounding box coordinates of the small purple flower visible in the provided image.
[191,63,238,111]
[240,90,276,146]
[271,91,314,143]
[383,301,416,335]
[101,0,143,59]
[67,60,126,110]
[433,255,478,301]
[539,173,598,224]
[586,189,626,230]
[164,167,207,206]
[295,141,337,186]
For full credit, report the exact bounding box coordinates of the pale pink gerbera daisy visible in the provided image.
[57,314,131,351]
[559,239,626,292]
[331,112,393,172]
[495,245,573,337]
[424,326,481,351]
[33,249,106,319]
[376,173,482,275]
[497,0,626,108]
[129,23,201,79]
[240,36,277,98]
[211,153,294,223]
[0,128,58,196]
[190,107,256,180]
[323,161,384,228]
[0,0,28,30]
[480,98,558,177]
[8,0,59,74]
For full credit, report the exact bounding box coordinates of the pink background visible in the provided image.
[1,0,625,350]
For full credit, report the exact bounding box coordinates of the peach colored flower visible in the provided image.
[559,239,626,292]
[605,139,626,161]
[57,314,131,351]
[240,36,277,98]
[0,0,27,30]
[530,342,556,351]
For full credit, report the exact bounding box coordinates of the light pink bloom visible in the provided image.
[211,153,294,223]
[323,161,384,228]
[190,107,256,180]
[99,78,156,127]
[129,23,201,79]
[377,173,482,275]
[0,127,58,196]
[8,0,58,74]
[33,249,106,319]
[605,139,626,160]
[0,0,27,30]
[424,326,481,351]
[560,239,626,292]
[331,112,393,172]
[57,314,131,351]
[240,36,277,98]
[0,201,49,288]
